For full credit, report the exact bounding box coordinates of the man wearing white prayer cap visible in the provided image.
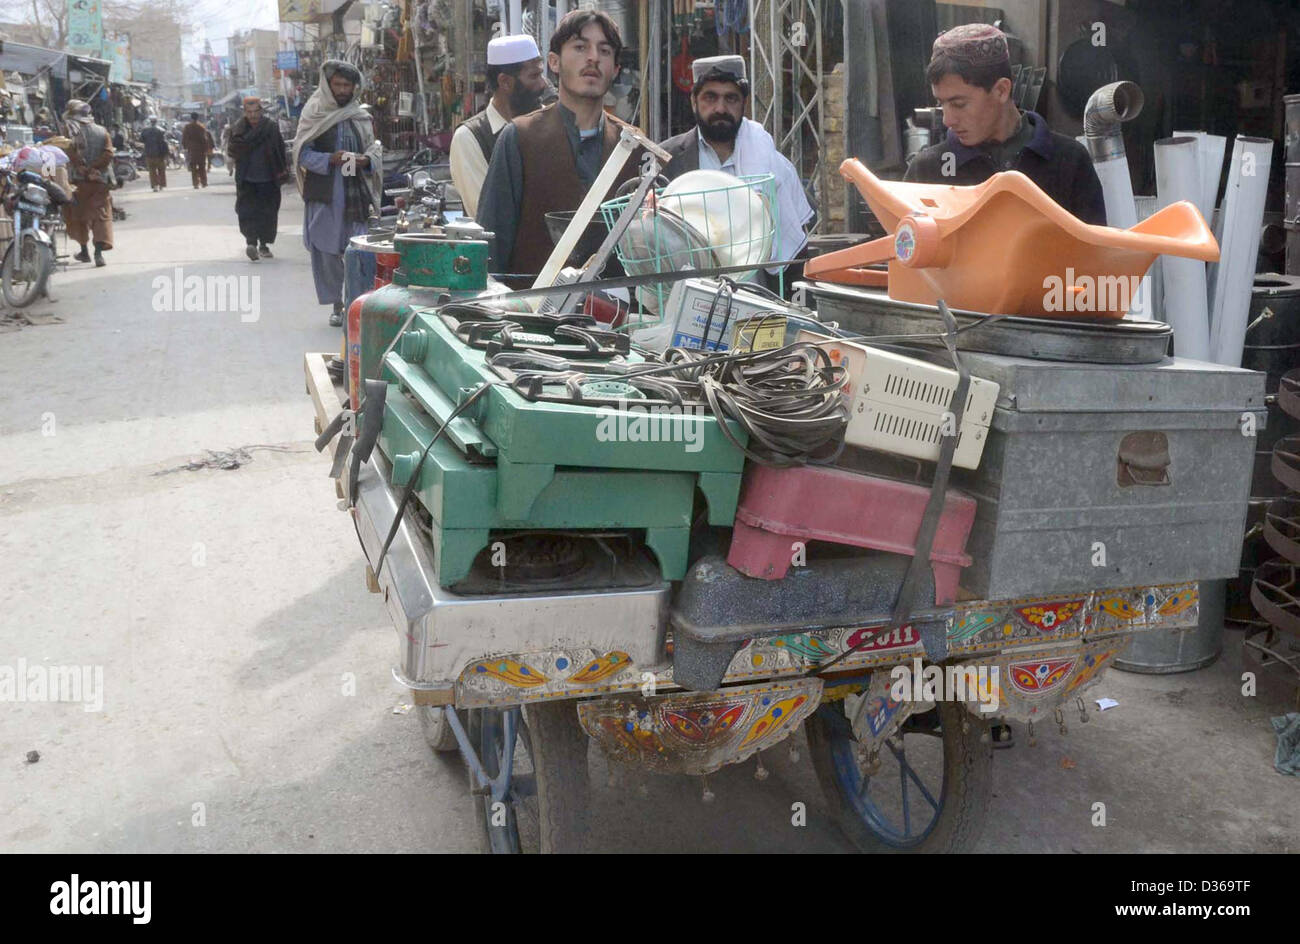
[659,55,815,293]
[450,33,548,217]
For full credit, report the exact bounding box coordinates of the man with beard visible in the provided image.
[60,99,115,267]
[450,34,548,218]
[659,56,814,290]
[477,10,644,280]
[227,96,289,261]
[181,112,213,189]
[292,61,383,326]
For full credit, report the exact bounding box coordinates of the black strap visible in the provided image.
[349,380,388,504]
[373,382,496,578]
[811,298,968,677]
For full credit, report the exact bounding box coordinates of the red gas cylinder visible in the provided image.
[374,252,400,289]
[348,291,373,409]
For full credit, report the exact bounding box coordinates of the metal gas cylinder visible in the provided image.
[347,291,370,409]
[357,224,497,395]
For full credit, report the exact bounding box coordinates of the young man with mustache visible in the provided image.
[476,10,645,281]
[450,34,549,218]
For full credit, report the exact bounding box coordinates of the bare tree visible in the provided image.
[0,0,193,50]
[0,0,68,48]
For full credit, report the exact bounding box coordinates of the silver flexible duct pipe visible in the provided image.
[1083,81,1145,163]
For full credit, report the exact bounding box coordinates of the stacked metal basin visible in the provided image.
[1248,367,1300,667]
[1226,274,1300,620]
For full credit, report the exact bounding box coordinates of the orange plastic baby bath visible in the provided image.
[805,159,1220,320]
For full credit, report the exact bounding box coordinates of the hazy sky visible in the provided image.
[183,0,281,64]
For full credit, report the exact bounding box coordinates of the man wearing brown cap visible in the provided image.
[905,23,1105,225]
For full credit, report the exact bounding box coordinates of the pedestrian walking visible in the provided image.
[227,96,289,261]
[291,61,383,326]
[140,117,168,190]
[60,99,114,267]
[181,112,211,188]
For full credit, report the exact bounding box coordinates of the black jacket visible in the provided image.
[228,116,287,186]
[139,125,169,159]
[659,127,703,181]
[903,110,1106,226]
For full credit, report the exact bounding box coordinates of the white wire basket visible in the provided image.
[599,171,780,330]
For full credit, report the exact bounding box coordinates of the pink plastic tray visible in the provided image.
[727,464,976,604]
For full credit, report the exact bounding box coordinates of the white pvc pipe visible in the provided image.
[1154,137,1211,360]
[509,0,522,34]
[1208,136,1274,367]
[1093,157,1151,319]
[1174,130,1227,226]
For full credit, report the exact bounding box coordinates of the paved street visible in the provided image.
[1,171,1297,854]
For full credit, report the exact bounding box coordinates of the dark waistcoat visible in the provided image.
[302,125,340,205]
[464,108,499,162]
[509,105,641,276]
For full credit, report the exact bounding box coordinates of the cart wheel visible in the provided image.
[471,702,590,854]
[806,699,992,853]
[418,706,460,753]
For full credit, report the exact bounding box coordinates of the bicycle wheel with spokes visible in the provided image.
[1,233,53,308]
[807,699,992,853]
[472,701,590,854]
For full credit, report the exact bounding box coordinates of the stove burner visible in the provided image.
[506,368,688,406]
[451,532,663,595]
[578,379,645,399]
[510,331,556,347]
[486,534,588,581]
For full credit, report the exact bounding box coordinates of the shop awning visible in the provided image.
[0,42,66,79]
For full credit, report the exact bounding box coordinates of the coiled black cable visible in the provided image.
[654,343,850,466]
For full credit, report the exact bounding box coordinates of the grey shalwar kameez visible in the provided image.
[291,60,384,316]
[299,119,370,305]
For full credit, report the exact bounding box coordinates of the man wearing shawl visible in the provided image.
[227,96,289,261]
[658,56,814,292]
[292,60,383,326]
[60,99,115,267]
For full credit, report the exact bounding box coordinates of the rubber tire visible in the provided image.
[806,700,992,854]
[418,706,460,752]
[472,702,590,854]
[525,700,590,854]
[1,234,53,308]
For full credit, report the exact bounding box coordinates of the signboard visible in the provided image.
[275,50,299,71]
[66,0,105,56]
[278,0,322,22]
[131,58,153,82]
[106,35,131,82]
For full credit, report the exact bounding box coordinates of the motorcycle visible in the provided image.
[112,149,140,187]
[381,147,450,209]
[1,165,69,308]
[165,135,184,170]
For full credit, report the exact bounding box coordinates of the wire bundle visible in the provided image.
[660,343,849,466]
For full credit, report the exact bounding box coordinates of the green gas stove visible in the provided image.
[365,234,748,588]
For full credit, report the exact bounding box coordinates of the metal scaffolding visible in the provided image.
[748,0,827,231]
